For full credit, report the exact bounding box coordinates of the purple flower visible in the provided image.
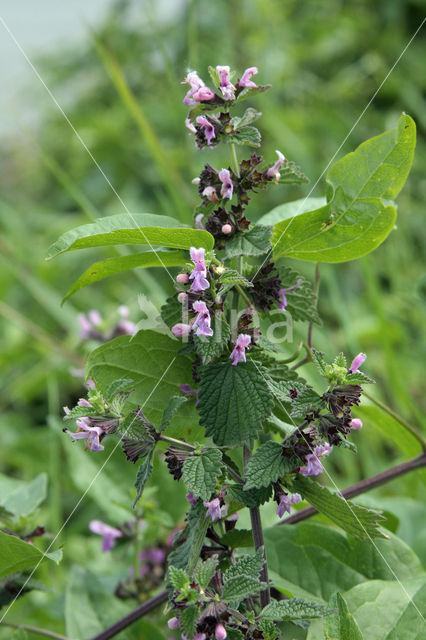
[88,310,102,326]
[204,498,222,521]
[78,398,92,408]
[349,353,367,373]
[276,493,301,519]
[215,623,227,640]
[216,65,235,100]
[185,117,196,133]
[219,168,234,199]
[186,492,198,505]
[65,418,104,452]
[230,334,251,366]
[202,186,219,202]
[189,247,210,292]
[350,418,363,430]
[196,116,216,145]
[195,213,205,228]
[78,311,103,340]
[168,616,180,630]
[182,71,215,106]
[89,520,122,552]
[193,301,213,337]
[299,443,332,477]
[267,150,286,182]
[172,323,192,338]
[239,66,258,88]
[180,384,199,405]
[277,279,303,309]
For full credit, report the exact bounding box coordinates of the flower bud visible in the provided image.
[350,418,363,430]
[176,273,190,285]
[168,616,180,630]
[215,623,227,640]
[172,323,192,337]
[177,292,188,304]
[221,224,233,235]
[192,177,201,185]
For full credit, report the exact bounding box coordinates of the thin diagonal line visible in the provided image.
[252,16,425,282]
[250,358,425,623]
[0,14,176,283]
[0,356,177,624]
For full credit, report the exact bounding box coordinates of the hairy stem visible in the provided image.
[0,622,69,640]
[278,452,426,526]
[362,390,426,451]
[230,142,240,177]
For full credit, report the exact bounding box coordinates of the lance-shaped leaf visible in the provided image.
[46,213,214,259]
[292,476,386,539]
[198,362,273,447]
[194,556,219,590]
[133,449,154,507]
[270,114,416,262]
[0,531,62,578]
[159,396,188,433]
[222,575,266,603]
[180,606,199,639]
[244,441,294,490]
[62,250,187,303]
[261,598,332,621]
[169,502,210,574]
[182,449,223,501]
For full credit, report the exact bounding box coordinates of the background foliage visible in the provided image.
[0,0,424,637]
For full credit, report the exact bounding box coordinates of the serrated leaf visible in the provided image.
[198,362,273,447]
[104,378,134,402]
[333,353,347,369]
[168,565,189,592]
[222,575,265,602]
[292,476,386,539]
[159,396,188,433]
[180,605,199,639]
[290,388,324,418]
[194,313,231,364]
[194,556,219,589]
[271,115,416,263]
[225,628,245,640]
[227,125,261,147]
[62,250,187,302]
[182,449,223,501]
[223,547,264,583]
[244,441,293,490]
[227,484,273,508]
[226,225,272,258]
[312,349,328,376]
[218,268,254,288]
[133,449,154,507]
[278,160,309,185]
[275,263,321,324]
[46,213,214,259]
[323,592,363,640]
[169,502,210,574]
[257,618,279,640]
[63,405,99,420]
[261,598,332,621]
[345,371,375,385]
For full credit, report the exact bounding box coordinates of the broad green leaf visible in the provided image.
[354,405,421,457]
[159,395,188,433]
[133,449,154,507]
[0,531,61,578]
[257,197,326,226]
[323,593,363,640]
[62,250,187,303]
[198,361,273,447]
[278,161,310,185]
[261,598,331,621]
[227,125,261,147]
[2,473,47,518]
[275,263,321,324]
[271,115,416,262]
[264,522,424,603]
[290,388,324,418]
[218,268,254,289]
[182,449,223,501]
[194,556,219,589]
[227,484,273,508]
[226,225,272,258]
[292,476,386,539]
[244,441,294,490]
[223,547,264,582]
[180,605,199,639]
[86,330,202,440]
[222,575,265,602]
[46,213,214,259]
[257,619,279,640]
[230,107,262,128]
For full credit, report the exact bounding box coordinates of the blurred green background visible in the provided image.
[0,0,425,636]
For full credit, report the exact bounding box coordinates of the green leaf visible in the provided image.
[244,441,293,490]
[62,250,187,302]
[46,213,214,259]
[159,396,188,433]
[133,449,154,507]
[194,312,231,364]
[198,362,273,447]
[236,84,271,102]
[323,593,363,640]
[86,330,202,440]
[2,474,47,518]
[261,598,332,621]
[222,575,265,603]
[169,502,210,574]
[257,619,279,640]
[264,522,424,603]
[271,115,416,262]
[312,349,328,376]
[354,406,421,457]
[292,476,386,539]
[227,125,261,147]
[168,565,190,592]
[227,484,273,508]
[290,388,324,418]
[180,605,199,639]
[275,263,321,324]
[0,531,61,578]
[194,556,219,589]
[223,547,264,582]
[226,225,272,258]
[278,161,310,185]
[230,107,262,128]
[182,449,223,501]
[257,197,327,226]
[217,268,254,288]
[220,529,254,548]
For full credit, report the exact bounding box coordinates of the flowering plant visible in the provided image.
[46,65,420,639]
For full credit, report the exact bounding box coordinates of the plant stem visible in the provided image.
[230,143,240,177]
[88,590,169,640]
[158,434,195,450]
[362,390,426,451]
[277,452,426,526]
[0,622,69,640]
[235,284,252,307]
[307,263,320,349]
